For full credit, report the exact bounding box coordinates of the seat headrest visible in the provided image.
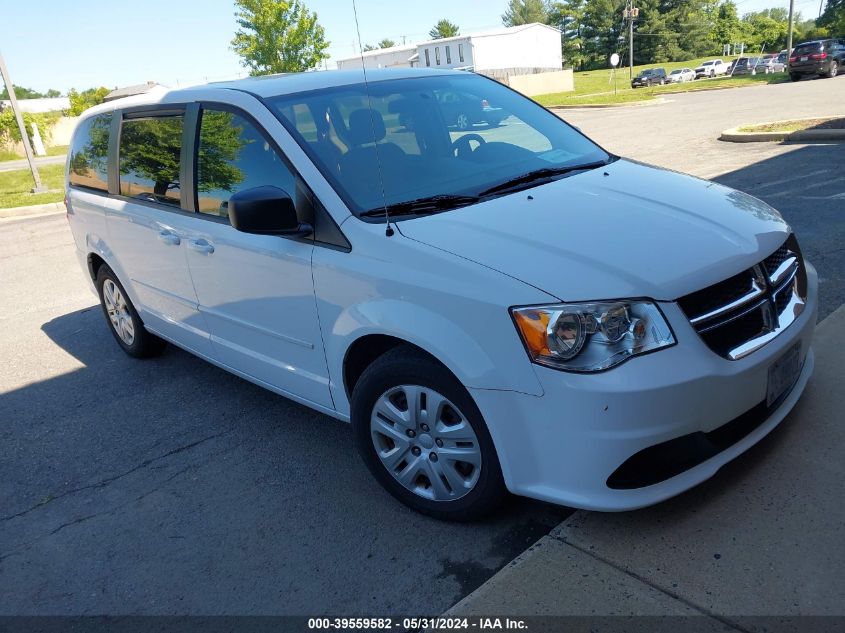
[348,109,386,146]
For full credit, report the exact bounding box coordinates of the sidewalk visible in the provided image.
[0,154,66,173]
[448,305,845,625]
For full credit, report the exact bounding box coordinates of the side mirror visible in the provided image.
[228,185,312,237]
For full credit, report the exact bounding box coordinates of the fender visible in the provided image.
[323,297,546,418]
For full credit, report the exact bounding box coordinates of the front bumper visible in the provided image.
[472,262,818,511]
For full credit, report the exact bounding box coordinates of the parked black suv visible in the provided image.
[789,39,845,80]
[631,68,667,88]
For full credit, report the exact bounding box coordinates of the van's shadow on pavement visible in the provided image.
[0,304,567,615]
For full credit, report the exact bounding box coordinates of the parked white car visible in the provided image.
[695,59,729,78]
[667,68,696,83]
[65,68,817,520]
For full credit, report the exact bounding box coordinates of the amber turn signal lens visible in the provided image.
[513,310,551,358]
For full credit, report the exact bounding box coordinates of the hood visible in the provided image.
[397,159,790,302]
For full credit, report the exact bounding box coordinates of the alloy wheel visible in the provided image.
[370,385,482,501]
[456,113,469,130]
[103,279,135,346]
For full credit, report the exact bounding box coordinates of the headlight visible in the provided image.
[511,300,675,372]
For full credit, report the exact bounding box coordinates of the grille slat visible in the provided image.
[678,234,806,360]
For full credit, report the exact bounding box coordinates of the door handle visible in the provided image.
[158,230,181,246]
[187,239,215,255]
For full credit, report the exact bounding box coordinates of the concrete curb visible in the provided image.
[720,116,845,142]
[0,201,65,221]
[446,303,845,618]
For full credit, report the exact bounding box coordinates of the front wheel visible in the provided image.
[455,113,470,130]
[96,265,166,358]
[351,346,507,521]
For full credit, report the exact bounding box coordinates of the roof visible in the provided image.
[78,67,461,118]
[104,81,164,101]
[415,22,560,46]
[335,23,561,64]
[352,43,417,59]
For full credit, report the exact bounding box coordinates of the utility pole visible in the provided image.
[0,52,46,193]
[624,2,638,79]
[786,0,795,65]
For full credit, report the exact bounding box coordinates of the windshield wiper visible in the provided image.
[359,194,480,218]
[477,160,610,197]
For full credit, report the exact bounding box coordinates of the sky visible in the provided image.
[0,0,827,95]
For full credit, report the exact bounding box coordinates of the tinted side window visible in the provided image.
[68,114,111,192]
[119,115,184,207]
[196,108,296,220]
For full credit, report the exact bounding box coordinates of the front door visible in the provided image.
[183,105,333,409]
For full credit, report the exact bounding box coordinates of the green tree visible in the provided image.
[67,87,110,116]
[712,1,742,49]
[45,89,61,98]
[428,19,460,39]
[579,0,625,68]
[794,17,829,41]
[818,0,845,37]
[0,85,57,100]
[549,0,585,68]
[231,0,330,75]
[362,43,378,51]
[378,38,397,48]
[742,9,789,50]
[502,0,549,26]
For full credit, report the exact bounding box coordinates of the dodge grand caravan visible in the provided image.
[65,68,816,520]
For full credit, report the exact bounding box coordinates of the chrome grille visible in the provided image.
[678,234,807,360]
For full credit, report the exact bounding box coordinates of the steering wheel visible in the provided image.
[452,133,486,159]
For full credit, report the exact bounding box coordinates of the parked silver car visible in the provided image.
[758,54,786,73]
[667,68,696,83]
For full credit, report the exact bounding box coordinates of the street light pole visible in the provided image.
[0,52,47,193]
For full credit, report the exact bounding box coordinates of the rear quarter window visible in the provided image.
[68,114,112,192]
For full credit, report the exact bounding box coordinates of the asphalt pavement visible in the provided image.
[1,76,843,616]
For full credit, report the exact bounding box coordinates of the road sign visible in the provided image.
[610,53,620,67]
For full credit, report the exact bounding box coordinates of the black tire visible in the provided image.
[351,345,507,521]
[827,60,838,78]
[790,73,801,82]
[96,264,166,358]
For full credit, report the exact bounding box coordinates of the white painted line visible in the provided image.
[750,168,833,192]
[765,176,845,199]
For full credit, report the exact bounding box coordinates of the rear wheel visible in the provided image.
[455,113,470,130]
[790,73,801,82]
[351,346,507,521]
[827,60,838,78]
[96,265,166,358]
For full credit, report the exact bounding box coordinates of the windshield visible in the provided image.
[267,73,610,218]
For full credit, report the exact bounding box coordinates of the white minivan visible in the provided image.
[66,68,816,520]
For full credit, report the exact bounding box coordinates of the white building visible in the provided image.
[416,24,561,73]
[336,23,562,75]
[336,44,418,71]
